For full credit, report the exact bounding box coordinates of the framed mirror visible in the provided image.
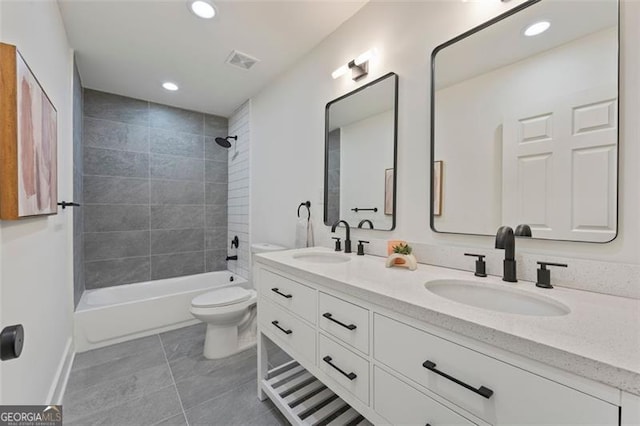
[324,72,398,230]
[431,0,619,243]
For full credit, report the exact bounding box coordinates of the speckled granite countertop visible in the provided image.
[256,247,640,395]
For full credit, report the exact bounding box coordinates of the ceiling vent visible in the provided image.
[225,50,260,71]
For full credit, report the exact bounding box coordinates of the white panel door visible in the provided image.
[502,86,617,241]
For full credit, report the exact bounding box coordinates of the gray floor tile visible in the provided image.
[72,335,162,371]
[64,363,173,423]
[153,413,188,426]
[174,349,257,410]
[169,347,255,384]
[184,379,276,426]
[66,386,182,426]
[159,323,206,362]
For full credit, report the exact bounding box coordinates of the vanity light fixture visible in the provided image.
[332,48,378,81]
[524,21,550,37]
[188,0,216,19]
[162,82,179,91]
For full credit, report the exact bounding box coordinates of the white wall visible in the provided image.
[340,110,393,228]
[0,0,74,404]
[250,1,640,289]
[228,101,251,279]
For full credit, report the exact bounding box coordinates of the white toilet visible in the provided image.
[190,242,285,359]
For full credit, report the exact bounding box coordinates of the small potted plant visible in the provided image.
[385,242,418,271]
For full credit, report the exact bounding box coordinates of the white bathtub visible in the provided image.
[75,271,248,352]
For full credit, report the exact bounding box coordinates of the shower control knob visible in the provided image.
[1,324,24,361]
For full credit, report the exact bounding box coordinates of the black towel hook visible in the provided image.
[297,201,311,220]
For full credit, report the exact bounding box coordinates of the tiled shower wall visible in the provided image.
[227,101,250,279]
[82,89,229,289]
[72,61,84,306]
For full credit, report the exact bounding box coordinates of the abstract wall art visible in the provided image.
[0,43,57,219]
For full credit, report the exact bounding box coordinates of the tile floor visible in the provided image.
[63,323,290,426]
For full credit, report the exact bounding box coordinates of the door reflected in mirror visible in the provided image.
[325,72,398,231]
[431,0,618,243]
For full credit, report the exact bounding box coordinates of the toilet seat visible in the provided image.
[192,286,252,308]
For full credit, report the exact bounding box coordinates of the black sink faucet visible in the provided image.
[495,226,517,282]
[331,220,352,253]
[357,219,374,229]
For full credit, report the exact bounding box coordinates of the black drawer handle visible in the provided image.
[271,288,292,299]
[271,320,292,335]
[323,356,357,380]
[422,360,494,399]
[322,313,357,330]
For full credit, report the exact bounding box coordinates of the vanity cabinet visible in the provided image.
[256,264,622,425]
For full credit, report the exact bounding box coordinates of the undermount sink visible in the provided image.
[292,252,351,264]
[425,279,570,317]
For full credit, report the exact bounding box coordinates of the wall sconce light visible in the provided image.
[332,48,378,81]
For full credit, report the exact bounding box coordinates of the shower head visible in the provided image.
[215,135,237,148]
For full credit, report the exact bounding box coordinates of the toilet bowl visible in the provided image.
[190,242,286,359]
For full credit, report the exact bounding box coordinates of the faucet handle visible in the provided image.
[464,253,487,277]
[536,261,567,289]
[357,240,370,256]
[332,237,342,252]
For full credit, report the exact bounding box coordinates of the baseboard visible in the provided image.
[47,337,74,404]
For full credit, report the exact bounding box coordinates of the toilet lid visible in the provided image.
[192,287,252,308]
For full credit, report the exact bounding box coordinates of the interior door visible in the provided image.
[502,86,617,241]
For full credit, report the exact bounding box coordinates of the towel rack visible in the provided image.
[351,207,377,213]
[297,201,311,220]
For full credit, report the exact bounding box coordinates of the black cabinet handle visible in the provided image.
[323,313,356,330]
[323,356,357,380]
[271,320,292,335]
[422,360,493,399]
[271,288,292,299]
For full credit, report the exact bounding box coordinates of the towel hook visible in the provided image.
[297,201,311,220]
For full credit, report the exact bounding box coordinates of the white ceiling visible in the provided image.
[58,0,367,117]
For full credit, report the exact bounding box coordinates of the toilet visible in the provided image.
[190,242,285,359]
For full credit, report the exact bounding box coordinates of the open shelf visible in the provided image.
[261,360,373,426]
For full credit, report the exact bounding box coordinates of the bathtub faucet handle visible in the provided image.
[231,236,239,249]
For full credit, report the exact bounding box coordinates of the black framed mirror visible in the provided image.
[430,0,619,243]
[324,72,398,231]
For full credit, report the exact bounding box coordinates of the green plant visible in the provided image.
[392,243,412,255]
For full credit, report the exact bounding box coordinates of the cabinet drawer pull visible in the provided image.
[422,360,494,399]
[271,320,292,335]
[323,356,357,380]
[271,288,293,299]
[322,312,357,330]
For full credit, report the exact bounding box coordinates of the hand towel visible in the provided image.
[295,217,308,248]
[306,216,315,247]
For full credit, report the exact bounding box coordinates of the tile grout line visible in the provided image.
[157,334,190,426]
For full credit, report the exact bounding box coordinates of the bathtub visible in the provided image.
[75,271,248,352]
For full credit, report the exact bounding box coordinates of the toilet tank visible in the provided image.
[250,243,286,285]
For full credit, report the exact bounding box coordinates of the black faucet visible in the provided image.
[357,219,374,229]
[495,226,517,282]
[331,220,352,253]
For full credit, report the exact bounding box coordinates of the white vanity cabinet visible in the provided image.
[256,263,623,425]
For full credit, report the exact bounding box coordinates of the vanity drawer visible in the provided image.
[259,269,316,324]
[259,299,315,365]
[374,367,476,426]
[319,292,369,354]
[318,333,369,405]
[374,314,618,425]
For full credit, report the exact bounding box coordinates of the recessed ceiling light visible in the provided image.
[188,0,216,19]
[524,21,551,37]
[162,82,179,91]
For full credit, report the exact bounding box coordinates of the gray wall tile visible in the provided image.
[84,117,149,153]
[204,114,228,137]
[84,89,149,126]
[151,229,204,255]
[151,180,204,205]
[205,227,227,250]
[151,252,205,280]
[84,176,149,205]
[84,205,149,232]
[205,182,227,205]
[149,103,203,135]
[205,160,228,183]
[206,205,227,228]
[206,249,227,272]
[151,205,204,230]
[150,129,203,158]
[84,147,149,178]
[85,231,150,261]
[85,257,150,289]
[205,137,230,162]
[151,154,204,182]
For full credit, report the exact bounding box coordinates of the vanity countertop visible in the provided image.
[256,247,640,395]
